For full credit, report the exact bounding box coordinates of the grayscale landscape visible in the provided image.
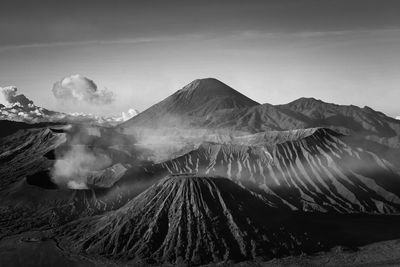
[1,1,400,266]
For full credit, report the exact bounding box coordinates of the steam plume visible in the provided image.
[49,125,138,189]
[51,146,112,189]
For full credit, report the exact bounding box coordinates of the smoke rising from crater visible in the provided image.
[52,74,115,105]
[49,126,114,189]
[49,125,145,190]
[51,145,112,189]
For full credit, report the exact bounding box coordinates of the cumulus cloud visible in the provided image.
[52,74,115,105]
[0,86,34,107]
[396,116,400,120]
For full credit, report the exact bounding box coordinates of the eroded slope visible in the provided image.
[57,176,322,265]
[156,128,400,213]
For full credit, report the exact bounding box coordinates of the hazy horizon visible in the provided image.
[1,0,400,117]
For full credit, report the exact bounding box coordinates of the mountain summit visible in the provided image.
[175,78,259,113]
[119,78,259,131]
[180,78,255,101]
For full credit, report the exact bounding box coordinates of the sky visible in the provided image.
[1,0,400,117]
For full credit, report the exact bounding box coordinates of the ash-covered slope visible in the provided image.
[57,176,322,265]
[118,78,259,131]
[156,128,400,213]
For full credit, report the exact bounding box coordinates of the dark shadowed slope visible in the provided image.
[0,124,147,239]
[0,127,66,188]
[0,120,65,138]
[118,78,259,131]
[57,176,323,265]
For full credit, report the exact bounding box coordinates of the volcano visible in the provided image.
[57,175,323,265]
[118,78,259,131]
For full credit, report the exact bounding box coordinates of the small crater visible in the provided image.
[26,170,59,189]
[43,149,56,160]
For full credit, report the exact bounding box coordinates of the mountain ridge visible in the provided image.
[119,79,400,158]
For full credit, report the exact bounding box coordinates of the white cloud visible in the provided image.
[0,84,138,126]
[0,86,34,107]
[121,108,139,121]
[52,74,114,105]
[67,107,139,125]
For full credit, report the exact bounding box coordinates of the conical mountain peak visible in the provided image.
[58,175,320,265]
[177,78,257,101]
[180,78,237,95]
[119,78,259,130]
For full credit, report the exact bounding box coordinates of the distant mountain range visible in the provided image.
[118,78,400,170]
[119,78,400,146]
[0,86,139,126]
